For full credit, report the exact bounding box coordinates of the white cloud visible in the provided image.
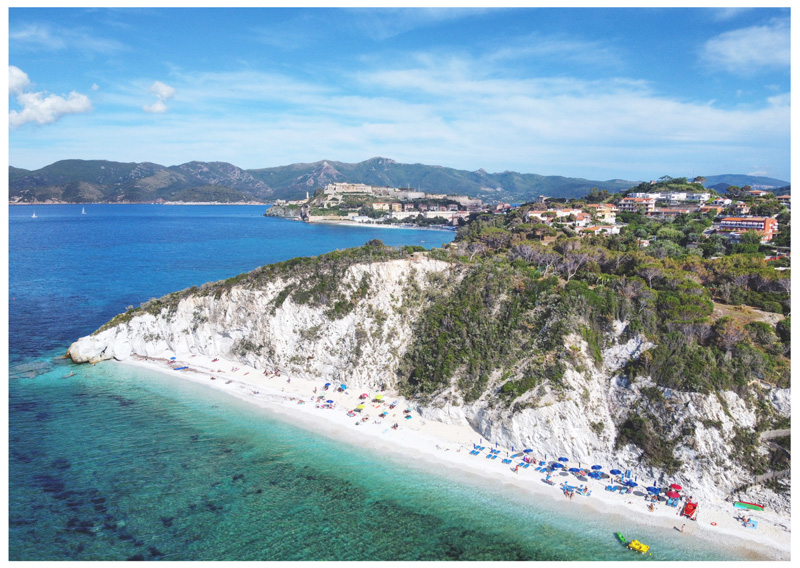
[91,83,99,91]
[8,66,92,128]
[143,100,168,114]
[10,91,92,128]
[10,22,126,54]
[9,51,790,181]
[9,65,31,94]
[702,18,790,75]
[349,8,490,41]
[143,80,176,113]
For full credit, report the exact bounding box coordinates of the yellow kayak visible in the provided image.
[627,540,650,554]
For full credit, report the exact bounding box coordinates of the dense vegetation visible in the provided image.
[393,204,790,474]
[95,190,790,476]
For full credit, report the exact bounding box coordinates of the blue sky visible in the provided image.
[7,6,792,182]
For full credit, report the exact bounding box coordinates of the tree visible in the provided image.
[467,242,486,261]
[732,230,762,254]
[656,227,683,241]
[529,248,560,277]
[509,244,536,263]
[714,316,748,355]
[559,251,595,282]
[639,265,662,288]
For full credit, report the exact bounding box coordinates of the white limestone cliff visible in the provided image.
[67,256,790,513]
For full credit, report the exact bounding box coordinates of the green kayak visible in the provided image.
[616,532,626,543]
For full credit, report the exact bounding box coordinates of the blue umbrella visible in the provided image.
[326,400,334,404]
[625,480,638,487]
[340,384,347,390]
[591,465,603,470]
[552,463,564,469]
[324,383,331,387]
[569,467,580,473]
[558,457,569,462]
[523,449,533,453]
[170,357,176,360]
[646,487,661,494]
[610,469,622,475]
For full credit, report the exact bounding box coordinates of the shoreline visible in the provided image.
[272,215,458,232]
[309,218,457,232]
[115,352,790,561]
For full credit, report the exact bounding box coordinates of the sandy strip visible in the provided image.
[118,353,790,561]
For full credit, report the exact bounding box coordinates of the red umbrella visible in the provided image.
[670,483,682,491]
[665,490,680,498]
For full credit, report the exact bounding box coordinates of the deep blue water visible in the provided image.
[8,205,737,561]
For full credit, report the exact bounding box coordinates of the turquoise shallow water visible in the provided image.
[8,204,740,560]
[10,360,739,561]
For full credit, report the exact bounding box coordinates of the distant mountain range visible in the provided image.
[7,158,789,204]
[700,174,790,194]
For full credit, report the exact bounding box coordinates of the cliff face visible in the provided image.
[67,255,790,512]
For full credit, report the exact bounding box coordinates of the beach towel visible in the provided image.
[744,521,758,529]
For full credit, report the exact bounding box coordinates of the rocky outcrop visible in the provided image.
[67,255,790,511]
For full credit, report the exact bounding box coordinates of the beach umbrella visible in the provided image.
[610,469,622,475]
[340,384,347,390]
[646,487,661,494]
[170,356,176,360]
[625,480,638,487]
[523,449,533,453]
[326,400,334,404]
[558,457,569,462]
[552,463,564,469]
[324,383,331,387]
[569,467,580,473]
[665,490,680,499]
[355,404,365,410]
[670,483,682,491]
[375,395,384,400]
[591,465,603,470]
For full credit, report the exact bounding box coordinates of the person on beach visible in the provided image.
[681,524,685,533]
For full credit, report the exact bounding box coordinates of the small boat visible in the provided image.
[81,207,86,214]
[615,532,626,544]
[31,212,37,218]
[734,501,764,511]
[627,540,650,554]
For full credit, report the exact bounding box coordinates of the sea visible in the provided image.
[8,204,739,561]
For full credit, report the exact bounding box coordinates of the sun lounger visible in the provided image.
[521,463,530,469]
[491,455,498,460]
[605,485,617,492]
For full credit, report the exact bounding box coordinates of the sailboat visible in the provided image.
[31,211,37,218]
[81,207,86,215]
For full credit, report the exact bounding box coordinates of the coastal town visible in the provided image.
[271,178,790,258]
